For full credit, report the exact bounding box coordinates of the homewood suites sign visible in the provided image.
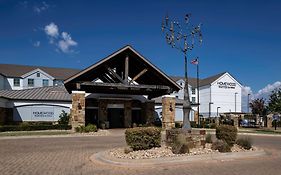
[217,81,236,89]
[32,111,54,118]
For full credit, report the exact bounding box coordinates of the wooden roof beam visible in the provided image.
[106,66,126,84]
[129,68,148,84]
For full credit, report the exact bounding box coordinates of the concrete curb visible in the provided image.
[90,149,268,167]
[0,132,113,140]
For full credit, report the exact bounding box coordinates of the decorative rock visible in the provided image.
[109,143,256,160]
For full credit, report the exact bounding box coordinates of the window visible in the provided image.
[37,73,40,77]
[192,88,196,94]
[28,79,34,87]
[13,78,20,87]
[42,79,49,87]
[192,97,196,103]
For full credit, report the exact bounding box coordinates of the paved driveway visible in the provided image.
[0,131,281,175]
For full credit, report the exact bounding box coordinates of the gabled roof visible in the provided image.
[170,76,198,87]
[0,86,71,102]
[21,68,54,80]
[200,72,227,87]
[170,72,229,88]
[64,45,181,94]
[0,64,80,80]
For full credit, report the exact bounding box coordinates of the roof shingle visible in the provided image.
[0,64,80,80]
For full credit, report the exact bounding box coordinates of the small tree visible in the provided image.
[58,110,70,125]
[250,98,266,116]
[268,88,281,114]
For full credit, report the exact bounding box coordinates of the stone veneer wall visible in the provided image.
[71,91,86,129]
[166,129,206,148]
[162,96,175,129]
[267,114,273,128]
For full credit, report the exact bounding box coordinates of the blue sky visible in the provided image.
[0,0,281,101]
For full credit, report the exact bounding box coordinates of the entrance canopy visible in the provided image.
[64,45,180,99]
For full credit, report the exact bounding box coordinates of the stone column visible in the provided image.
[162,95,176,129]
[267,114,273,128]
[144,100,155,125]
[124,101,132,128]
[71,91,86,130]
[194,111,199,124]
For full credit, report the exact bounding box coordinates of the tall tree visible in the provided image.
[268,88,281,114]
[250,98,266,116]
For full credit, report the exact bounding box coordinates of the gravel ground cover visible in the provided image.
[109,143,257,160]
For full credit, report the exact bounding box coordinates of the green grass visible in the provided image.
[0,130,71,137]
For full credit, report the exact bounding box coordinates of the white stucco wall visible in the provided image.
[22,71,53,89]
[6,77,23,90]
[199,85,211,116]
[210,73,242,116]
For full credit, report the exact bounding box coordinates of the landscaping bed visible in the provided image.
[109,143,257,160]
[108,125,258,160]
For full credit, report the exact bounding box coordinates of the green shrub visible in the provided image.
[216,125,237,147]
[58,110,70,125]
[210,123,217,129]
[19,122,31,131]
[125,127,161,151]
[236,137,252,150]
[171,133,194,154]
[211,140,231,152]
[190,121,197,128]
[84,124,97,132]
[205,133,213,143]
[0,124,71,132]
[75,124,97,133]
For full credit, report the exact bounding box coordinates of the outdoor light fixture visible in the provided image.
[169,102,173,112]
[161,13,203,129]
[78,102,82,110]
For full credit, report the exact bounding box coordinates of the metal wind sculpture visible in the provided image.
[161,14,202,129]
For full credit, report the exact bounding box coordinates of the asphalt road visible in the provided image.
[0,131,281,175]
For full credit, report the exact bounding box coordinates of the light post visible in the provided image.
[235,92,238,113]
[247,93,250,113]
[217,107,221,117]
[209,102,214,120]
[161,14,202,129]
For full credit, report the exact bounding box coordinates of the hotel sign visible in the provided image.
[32,111,54,118]
[32,107,54,118]
[217,82,236,89]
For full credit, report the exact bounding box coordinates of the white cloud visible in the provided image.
[255,81,281,100]
[34,1,49,13]
[241,81,281,112]
[44,23,78,54]
[57,32,78,53]
[44,22,59,38]
[33,41,40,47]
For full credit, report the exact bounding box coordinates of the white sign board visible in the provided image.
[31,107,54,120]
